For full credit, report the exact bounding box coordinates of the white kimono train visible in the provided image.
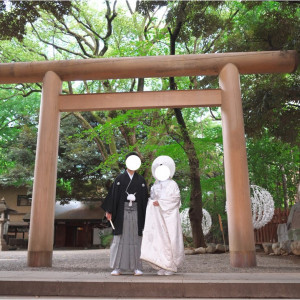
[140,179,185,272]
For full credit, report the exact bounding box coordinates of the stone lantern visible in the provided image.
[0,197,16,251]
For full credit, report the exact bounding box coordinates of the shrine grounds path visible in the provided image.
[0,248,299,273]
[0,249,299,299]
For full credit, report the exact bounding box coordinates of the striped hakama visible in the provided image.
[110,202,143,271]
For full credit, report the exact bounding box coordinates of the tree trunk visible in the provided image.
[173,109,206,247]
[281,165,289,208]
[168,1,206,247]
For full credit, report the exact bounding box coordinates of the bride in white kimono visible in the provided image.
[140,156,185,275]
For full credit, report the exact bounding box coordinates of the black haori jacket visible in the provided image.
[101,171,149,236]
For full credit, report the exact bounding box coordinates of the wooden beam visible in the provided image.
[0,51,297,84]
[58,89,221,112]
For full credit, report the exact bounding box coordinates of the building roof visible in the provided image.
[23,200,105,222]
[0,197,18,214]
[8,221,29,227]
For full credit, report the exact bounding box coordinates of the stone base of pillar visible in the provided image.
[230,250,257,268]
[27,251,53,267]
[0,238,8,251]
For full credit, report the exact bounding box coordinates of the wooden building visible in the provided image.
[24,200,106,248]
[1,186,106,248]
[0,186,30,247]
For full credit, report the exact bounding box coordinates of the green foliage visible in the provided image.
[0,124,36,187]
[219,1,300,144]
[228,1,300,51]
[57,113,105,200]
[136,0,168,16]
[0,88,40,186]
[242,73,300,145]
[100,233,113,248]
[247,131,299,208]
[0,1,72,41]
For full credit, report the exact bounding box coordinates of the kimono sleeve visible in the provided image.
[141,177,149,211]
[101,180,115,213]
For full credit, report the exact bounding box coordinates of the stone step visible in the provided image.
[0,272,299,298]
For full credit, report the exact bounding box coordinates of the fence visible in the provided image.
[254,208,290,244]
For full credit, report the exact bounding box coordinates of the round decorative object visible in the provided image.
[180,208,212,237]
[151,156,176,180]
[125,155,141,171]
[250,185,274,229]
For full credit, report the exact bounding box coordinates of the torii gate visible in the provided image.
[0,51,298,268]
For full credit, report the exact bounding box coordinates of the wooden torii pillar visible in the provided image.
[0,51,297,268]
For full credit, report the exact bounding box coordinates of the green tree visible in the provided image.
[222,1,300,145]
[0,0,72,41]
[0,87,40,186]
[247,131,299,208]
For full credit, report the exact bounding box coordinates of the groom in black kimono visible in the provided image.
[101,152,148,275]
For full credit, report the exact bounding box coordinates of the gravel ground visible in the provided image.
[0,249,299,274]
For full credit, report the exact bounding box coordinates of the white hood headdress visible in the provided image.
[151,155,176,181]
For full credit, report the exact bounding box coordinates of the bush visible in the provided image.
[101,234,113,248]
[183,235,194,248]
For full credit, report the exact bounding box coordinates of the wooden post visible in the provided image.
[27,71,61,267]
[219,63,257,268]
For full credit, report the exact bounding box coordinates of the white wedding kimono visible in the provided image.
[140,179,185,272]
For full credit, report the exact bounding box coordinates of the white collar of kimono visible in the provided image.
[126,170,134,180]
[152,155,176,181]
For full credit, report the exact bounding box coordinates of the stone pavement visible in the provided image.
[0,249,299,298]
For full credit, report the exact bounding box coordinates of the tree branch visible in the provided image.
[99,0,118,56]
[30,23,87,58]
[203,9,239,54]
[0,118,20,132]
[209,107,221,121]
[72,6,102,39]
[72,112,108,160]
[126,0,133,15]
[53,19,94,58]
[23,44,49,60]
